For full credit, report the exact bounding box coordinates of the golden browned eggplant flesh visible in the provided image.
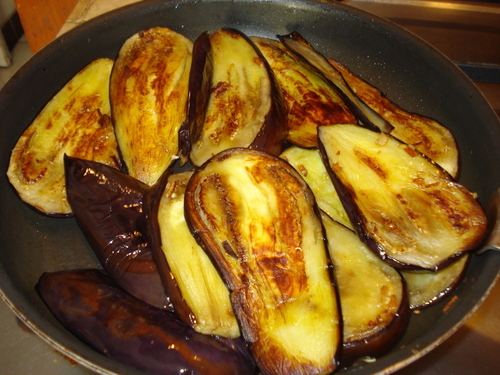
[6,26,490,375]
[7,58,120,216]
[318,124,486,271]
[110,27,193,186]
[185,148,341,375]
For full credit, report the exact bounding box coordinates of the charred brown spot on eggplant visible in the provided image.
[402,254,470,309]
[322,212,409,365]
[110,27,193,186]
[7,58,120,216]
[36,269,256,375]
[64,156,172,311]
[180,28,287,167]
[327,58,460,178]
[252,37,356,148]
[185,148,341,375]
[279,32,392,134]
[318,124,487,271]
[148,171,240,338]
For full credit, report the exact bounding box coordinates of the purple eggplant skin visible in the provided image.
[64,155,172,311]
[179,28,288,167]
[36,269,256,375]
[178,31,212,166]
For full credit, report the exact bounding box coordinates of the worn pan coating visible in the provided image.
[0,0,499,374]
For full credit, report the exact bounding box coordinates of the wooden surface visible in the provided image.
[14,0,79,52]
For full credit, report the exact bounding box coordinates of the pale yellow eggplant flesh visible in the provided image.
[150,171,240,338]
[7,58,120,216]
[328,57,460,179]
[318,124,487,271]
[402,254,470,310]
[279,32,393,134]
[280,146,352,230]
[110,27,193,186]
[180,29,287,167]
[252,36,357,148]
[321,212,410,365]
[185,148,341,375]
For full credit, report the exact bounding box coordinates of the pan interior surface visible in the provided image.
[0,1,499,374]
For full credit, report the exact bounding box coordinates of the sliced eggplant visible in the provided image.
[110,27,193,186]
[279,32,392,134]
[185,148,341,375]
[328,58,460,178]
[321,212,409,365]
[64,156,172,311]
[318,124,487,271]
[7,58,120,216]
[402,254,470,309]
[37,269,256,375]
[149,171,240,338]
[252,36,356,148]
[279,146,352,229]
[179,29,287,167]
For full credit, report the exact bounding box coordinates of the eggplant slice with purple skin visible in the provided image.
[178,29,288,167]
[279,32,392,134]
[185,148,341,375]
[321,212,409,365]
[64,155,172,311]
[7,58,120,216]
[251,36,357,148]
[110,27,193,186]
[37,269,256,375]
[148,171,240,338]
[318,124,487,271]
[327,57,460,178]
[402,254,470,310]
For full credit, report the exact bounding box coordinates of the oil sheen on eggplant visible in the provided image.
[64,156,171,311]
[278,32,392,134]
[178,29,287,167]
[36,269,256,375]
[321,212,409,365]
[318,124,487,271]
[402,254,470,309]
[251,37,356,148]
[185,148,341,375]
[110,27,193,186]
[7,58,120,216]
[327,58,459,178]
[148,171,240,338]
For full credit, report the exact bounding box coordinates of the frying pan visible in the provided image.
[0,0,499,374]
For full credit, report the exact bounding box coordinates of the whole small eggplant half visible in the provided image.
[402,254,470,309]
[280,146,352,230]
[279,32,392,134]
[178,29,287,167]
[321,212,409,365]
[7,58,120,216]
[318,124,487,271]
[64,155,172,311]
[185,148,341,375]
[327,58,460,178]
[110,27,193,186]
[252,37,357,148]
[37,269,256,375]
[148,171,240,338]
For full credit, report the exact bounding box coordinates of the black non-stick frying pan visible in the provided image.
[0,0,499,374]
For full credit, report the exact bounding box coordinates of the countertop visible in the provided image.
[1,0,499,374]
